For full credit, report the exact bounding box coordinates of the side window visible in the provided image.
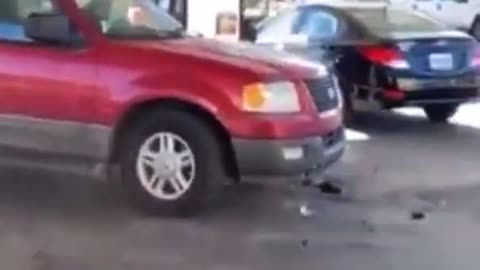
[0,0,57,43]
[296,9,339,39]
[256,9,300,43]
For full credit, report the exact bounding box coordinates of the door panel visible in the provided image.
[0,0,106,161]
[0,46,95,121]
[0,44,103,159]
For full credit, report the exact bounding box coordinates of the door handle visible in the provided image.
[436,3,442,10]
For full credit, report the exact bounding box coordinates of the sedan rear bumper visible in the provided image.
[404,86,479,100]
[384,86,480,107]
[404,96,480,106]
[364,73,480,107]
[396,76,479,91]
[353,83,480,109]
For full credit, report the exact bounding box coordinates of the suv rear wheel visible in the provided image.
[338,77,355,125]
[423,103,459,123]
[120,108,225,217]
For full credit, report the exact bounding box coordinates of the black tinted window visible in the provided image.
[297,9,338,38]
[0,0,56,42]
[256,9,300,42]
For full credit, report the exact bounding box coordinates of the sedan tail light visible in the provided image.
[359,46,410,69]
[471,46,480,68]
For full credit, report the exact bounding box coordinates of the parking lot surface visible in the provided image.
[1,104,480,270]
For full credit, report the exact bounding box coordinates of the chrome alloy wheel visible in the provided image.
[136,132,196,201]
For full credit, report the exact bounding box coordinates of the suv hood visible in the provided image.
[117,38,327,80]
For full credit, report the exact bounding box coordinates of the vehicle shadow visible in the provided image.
[0,168,132,221]
[349,110,462,135]
[0,168,294,223]
[206,179,290,217]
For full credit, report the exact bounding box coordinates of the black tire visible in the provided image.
[423,104,459,123]
[119,108,226,217]
[338,77,355,125]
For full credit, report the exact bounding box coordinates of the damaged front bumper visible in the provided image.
[232,128,346,177]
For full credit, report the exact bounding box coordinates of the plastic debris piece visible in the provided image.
[301,239,309,248]
[410,211,426,221]
[361,220,376,233]
[299,203,315,218]
[437,200,447,208]
[317,181,343,195]
[301,178,313,187]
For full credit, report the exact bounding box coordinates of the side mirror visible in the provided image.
[24,13,75,45]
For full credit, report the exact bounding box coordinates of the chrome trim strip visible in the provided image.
[318,108,340,119]
[0,114,111,160]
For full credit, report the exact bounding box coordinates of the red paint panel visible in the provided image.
[0,44,99,123]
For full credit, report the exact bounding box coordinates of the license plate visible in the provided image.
[429,53,453,70]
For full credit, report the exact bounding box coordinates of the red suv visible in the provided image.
[0,0,345,216]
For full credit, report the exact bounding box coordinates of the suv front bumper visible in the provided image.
[232,128,345,177]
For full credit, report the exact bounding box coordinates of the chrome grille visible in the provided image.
[304,77,339,112]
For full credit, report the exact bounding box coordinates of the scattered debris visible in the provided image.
[31,250,51,270]
[301,178,313,187]
[410,211,426,221]
[437,200,447,208]
[301,239,309,248]
[317,181,343,195]
[299,203,315,218]
[304,169,324,186]
[361,220,376,233]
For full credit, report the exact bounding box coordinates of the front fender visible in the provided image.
[109,72,241,128]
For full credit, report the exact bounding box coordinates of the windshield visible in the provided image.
[75,0,183,39]
[348,8,446,34]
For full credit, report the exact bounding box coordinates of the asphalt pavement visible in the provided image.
[0,104,480,270]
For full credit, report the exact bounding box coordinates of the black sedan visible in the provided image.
[253,2,480,123]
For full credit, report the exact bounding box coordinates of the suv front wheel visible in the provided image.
[423,103,459,123]
[120,108,225,217]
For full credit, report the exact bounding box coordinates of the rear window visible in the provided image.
[347,8,446,34]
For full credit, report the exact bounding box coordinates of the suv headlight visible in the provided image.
[242,81,300,113]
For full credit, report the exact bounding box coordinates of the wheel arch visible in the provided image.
[109,97,239,180]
